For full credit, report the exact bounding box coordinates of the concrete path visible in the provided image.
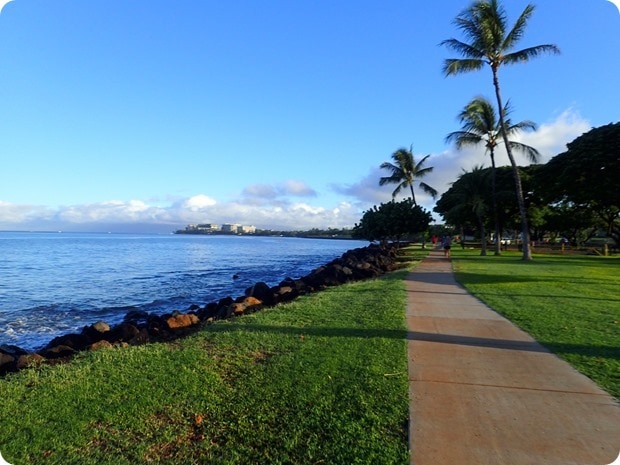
[406,250,620,465]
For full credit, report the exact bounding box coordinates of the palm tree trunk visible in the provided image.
[409,184,417,206]
[479,215,487,256]
[492,69,532,261]
[489,151,501,256]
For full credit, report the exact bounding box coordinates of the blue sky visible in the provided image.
[0,0,617,232]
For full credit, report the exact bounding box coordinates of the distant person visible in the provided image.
[442,236,452,258]
[431,235,438,247]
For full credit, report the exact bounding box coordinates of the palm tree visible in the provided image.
[441,0,560,260]
[379,146,438,206]
[446,96,539,255]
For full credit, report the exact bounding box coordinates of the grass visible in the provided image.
[0,257,423,465]
[451,248,620,399]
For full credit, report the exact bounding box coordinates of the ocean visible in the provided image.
[0,232,365,351]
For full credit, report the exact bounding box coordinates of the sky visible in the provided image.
[0,0,617,233]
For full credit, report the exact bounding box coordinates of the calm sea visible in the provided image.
[0,232,365,351]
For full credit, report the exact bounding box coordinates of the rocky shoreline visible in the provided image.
[0,243,401,376]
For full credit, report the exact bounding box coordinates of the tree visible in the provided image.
[537,122,620,247]
[441,0,560,260]
[352,199,433,245]
[434,166,492,255]
[446,96,539,255]
[379,146,438,206]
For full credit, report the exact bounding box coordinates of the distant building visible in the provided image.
[238,225,256,234]
[221,223,240,233]
[178,223,256,235]
[185,223,220,232]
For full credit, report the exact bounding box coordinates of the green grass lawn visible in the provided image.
[451,249,620,399]
[0,265,417,465]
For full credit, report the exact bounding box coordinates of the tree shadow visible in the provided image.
[206,323,619,360]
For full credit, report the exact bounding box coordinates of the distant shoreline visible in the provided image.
[174,229,357,240]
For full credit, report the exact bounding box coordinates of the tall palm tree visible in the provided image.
[441,0,560,260]
[446,96,539,255]
[379,146,438,206]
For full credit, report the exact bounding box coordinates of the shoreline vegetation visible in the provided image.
[174,225,356,239]
[0,246,424,465]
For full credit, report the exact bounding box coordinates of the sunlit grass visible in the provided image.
[451,248,620,398]
[0,262,419,464]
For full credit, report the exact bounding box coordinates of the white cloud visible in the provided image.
[242,180,317,201]
[328,109,591,219]
[282,180,317,197]
[420,108,591,203]
[0,1,13,14]
[0,110,593,232]
[181,194,217,210]
[0,193,358,233]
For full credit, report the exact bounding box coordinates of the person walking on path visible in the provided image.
[441,235,452,257]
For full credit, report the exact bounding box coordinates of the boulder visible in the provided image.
[88,340,113,351]
[104,323,140,343]
[0,344,29,358]
[230,296,264,316]
[16,353,45,369]
[166,313,199,330]
[197,302,218,320]
[80,320,111,344]
[216,297,235,319]
[0,353,15,374]
[123,310,150,326]
[45,333,92,351]
[39,344,76,359]
[245,282,276,306]
[274,285,297,302]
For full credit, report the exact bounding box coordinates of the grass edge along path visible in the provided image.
[451,249,619,399]
[0,258,424,465]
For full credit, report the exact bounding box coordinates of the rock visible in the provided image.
[230,302,246,316]
[123,310,150,325]
[82,321,111,342]
[197,302,218,320]
[128,328,151,345]
[104,323,140,343]
[0,353,15,374]
[88,340,113,351]
[0,344,29,358]
[40,344,76,359]
[16,353,45,369]
[274,285,297,302]
[216,297,235,319]
[45,333,92,351]
[166,313,199,330]
[245,282,276,306]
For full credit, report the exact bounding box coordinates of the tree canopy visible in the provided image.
[352,199,432,245]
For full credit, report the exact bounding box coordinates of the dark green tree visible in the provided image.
[379,146,438,206]
[434,167,492,255]
[352,199,433,245]
[537,122,620,246]
[442,0,560,260]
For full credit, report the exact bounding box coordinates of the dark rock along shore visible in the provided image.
[0,244,401,375]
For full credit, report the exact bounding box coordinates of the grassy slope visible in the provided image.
[451,249,620,399]
[0,268,415,465]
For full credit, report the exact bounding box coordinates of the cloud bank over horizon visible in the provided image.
[0,110,592,233]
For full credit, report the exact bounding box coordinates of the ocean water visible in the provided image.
[0,232,365,351]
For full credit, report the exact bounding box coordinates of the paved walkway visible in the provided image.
[406,250,620,465]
